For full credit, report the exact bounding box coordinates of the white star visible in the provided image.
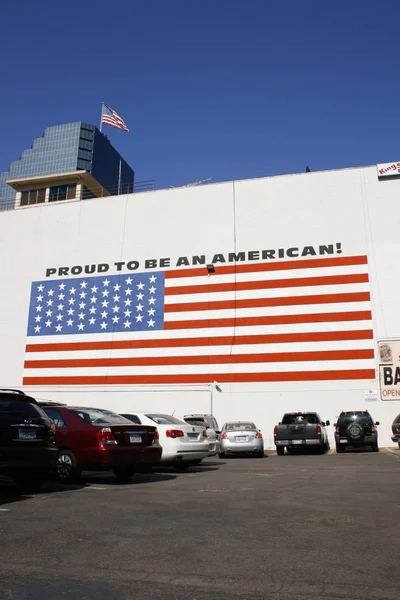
[148,297,156,305]
[46,299,53,306]
[124,309,132,317]
[67,308,74,316]
[101,310,108,319]
[136,292,144,300]
[112,305,120,313]
[55,324,63,332]
[57,303,64,311]
[34,325,41,333]
[103,279,110,287]
[67,319,74,326]
[35,315,42,322]
[46,309,53,317]
[56,314,63,321]
[125,288,132,296]
[149,286,156,294]
[101,300,109,307]
[68,298,75,305]
[58,293,65,300]
[79,291,87,299]
[100,321,107,330]
[114,283,121,291]
[136,303,143,312]
[113,294,120,302]
[91,285,98,293]
[112,315,119,323]
[36,294,43,302]
[125,277,133,285]
[89,307,96,314]
[79,302,86,309]
[89,317,96,325]
[102,289,109,297]
[45,319,52,327]
[37,284,44,292]
[149,275,157,283]
[135,314,143,322]
[78,323,85,331]
[78,312,85,320]
[123,320,131,328]
[124,298,132,306]
[59,283,66,290]
[36,305,43,312]
[147,319,155,327]
[81,281,87,288]
[48,289,54,296]
[90,296,97,304]
[69,287,76,295]
[137,282,145,290]
[148,308,156,316]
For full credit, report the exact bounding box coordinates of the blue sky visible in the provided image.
[1,0,399,189]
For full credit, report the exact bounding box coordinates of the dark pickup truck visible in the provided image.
[274,412,330,455]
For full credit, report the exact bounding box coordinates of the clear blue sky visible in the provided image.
[1,0,399,189]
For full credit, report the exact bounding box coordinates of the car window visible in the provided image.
[42,407,66,428]
[281,414,319,425]
[121,413,141,424]
[185,418,208,428]
[210,418,219,430]
[338,413,373,426]
[145,414,186,425]
[225,422,256,431]
[0,397,43,418]
[71,409,133,425]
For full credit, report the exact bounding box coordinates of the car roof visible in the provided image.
[40,403,117,412]
[339,410,370,415]
[0,389,37,403]
[184,414,213,418]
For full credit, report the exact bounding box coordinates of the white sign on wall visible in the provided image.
[377,161,400,178]
[378,340,400,400]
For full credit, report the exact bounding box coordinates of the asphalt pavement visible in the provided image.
[1,449,399,600]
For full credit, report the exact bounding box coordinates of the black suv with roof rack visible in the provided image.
[334,410,379,453]
[0,389,58,492]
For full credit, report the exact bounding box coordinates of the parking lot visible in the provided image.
[1,449,400,600]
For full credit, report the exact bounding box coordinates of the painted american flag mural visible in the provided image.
[23,255,375,386]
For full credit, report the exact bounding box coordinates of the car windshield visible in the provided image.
[225,422,256,431]
[0,397,44,418]
[282,413,319,424]
[71,409,133,425]
[338,413,373,426]
[185,418,209,428]
[145,414,186,425]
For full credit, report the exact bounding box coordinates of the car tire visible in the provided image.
[336,444,345,453]
[174,462,190,471]
[372,443,379,453]
[189,459,203,466]
[276,446,285,456]
[56,449,81,483]
[398,442,400,449]
[257,451,264,458]
[218,452,225,459]
[113,466,135,480]
[13,472,47,494]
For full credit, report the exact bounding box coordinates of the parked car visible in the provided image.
[0,389,57,493]
[334,410,379,452]
[121,412,210,469]
[38,402,162,482]
[183,414,220,456]
[391,413,400,447]
[274,412,330,455]
[219,421,264,458]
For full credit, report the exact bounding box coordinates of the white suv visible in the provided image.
[183,414,220,456]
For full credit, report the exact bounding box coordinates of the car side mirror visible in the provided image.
[375,421,380,426]
[278,422,281,425]
[325,420,330,426]
[216,430,221,435]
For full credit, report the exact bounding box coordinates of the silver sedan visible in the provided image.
[219,421,264,458]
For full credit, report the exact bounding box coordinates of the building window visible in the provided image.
[49,184,76,202]
[20,188,46,206]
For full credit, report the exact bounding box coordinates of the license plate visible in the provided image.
[188,433,199,439]
[236,437,248,442]
[340,439,347,444]
[291,440,303,445]
[129,434,141,443]
[19,429,36,440]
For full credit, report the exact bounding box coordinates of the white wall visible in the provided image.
[1,166,400,448]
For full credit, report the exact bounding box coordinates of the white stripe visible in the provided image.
[24,358,376,378]
[25,339,375,362]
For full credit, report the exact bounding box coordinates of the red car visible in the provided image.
[38,402,162,482]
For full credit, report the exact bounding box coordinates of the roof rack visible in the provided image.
[37,400,67,406]
[0,388,27,395]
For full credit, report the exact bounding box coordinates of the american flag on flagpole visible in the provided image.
[100,103,129,132]
[23,255,375,386]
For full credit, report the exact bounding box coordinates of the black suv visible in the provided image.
[0,389,58,492]
[334,410,379,453]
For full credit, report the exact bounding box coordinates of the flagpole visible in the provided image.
[99,103,103,132]
[118,159,122,195]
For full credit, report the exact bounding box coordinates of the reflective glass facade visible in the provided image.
[0,122,134,210]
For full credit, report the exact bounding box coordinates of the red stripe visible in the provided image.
[165,274,369,297]
[25,329,374,353]
[165,255,368,279]
[22,369,376,385]
[164,311,372,330]
[24,349,374,370]
[165,292,371,313]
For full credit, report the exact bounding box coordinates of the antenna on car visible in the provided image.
[172,408,176,416]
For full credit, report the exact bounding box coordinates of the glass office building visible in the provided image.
[0,122,134,210]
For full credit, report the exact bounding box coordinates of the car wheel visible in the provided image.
[113,466,135,480]
[56,449,81,483]
[174,462,190,471]
[218,452,225,459]
[336,444,345,453]
[398,442,400,449]
[189,459,203,466]
[13,472,46,494]
[138,464,153,474]
[257,451,264,458]
[372,443,379,453]
[276,446,285,456]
